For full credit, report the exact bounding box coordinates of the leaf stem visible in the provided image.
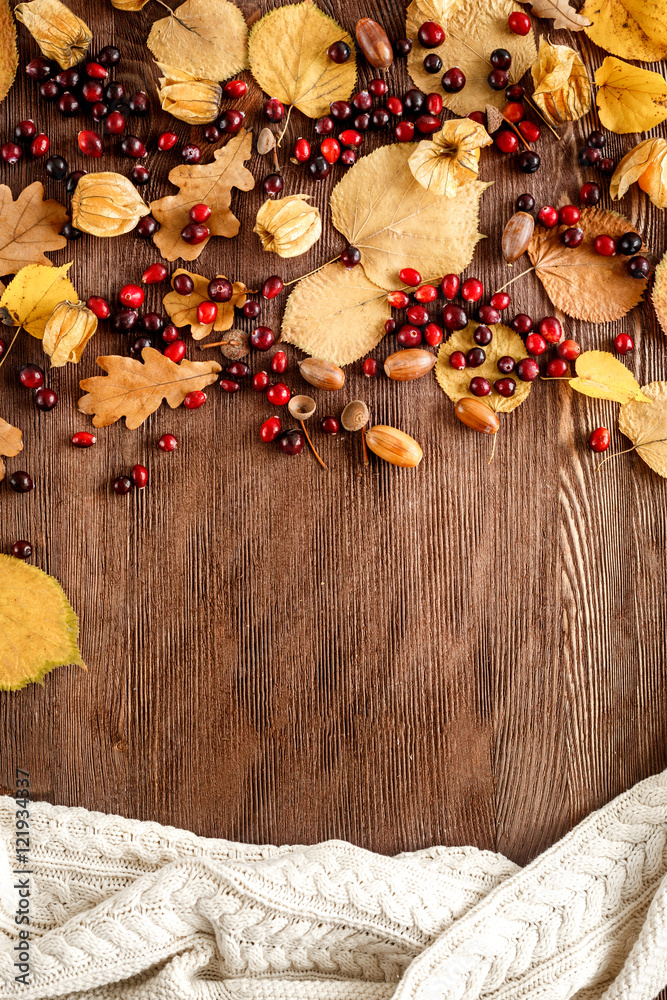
[493,266,535,294]
[284,256,341,287]
[524,96,561,139]
[361,425,369,466]
[300,420,326,469]
[0,326,22,372]
[276,104,294,148]
[596,444,637,472]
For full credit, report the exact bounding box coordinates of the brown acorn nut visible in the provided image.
[366,425,423,467]
[502,211,535,264]
[454,397,500,434]
[384,349,436,381]
[299,357,345,390]
[355,18,393,69]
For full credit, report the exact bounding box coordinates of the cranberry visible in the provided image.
[467,111,486,125]
[8,471,34,493]
[58,92,80,116]
[267,382,290,406]
[321,416,340,434]
[518,121,541,143]
[413,113,438,135]
[129,92,149,115]
[91,102,109,121]
[579,146,601,167]
[494,377,516,397]
[11,540,32,559]
[26,56,54,80]
[112,476,132,495]
[443,305,468,330]
[511,313,533,334]
[424,323,443,346]
[589,427,610,452]
[557,339,581,360]
[580,181,601,205]
[121,136,146,158]
[102,111,126,137]
[184,390,207,409]
[614,333,634,355]
[270,352,287,374]
[260,416,282,442]
[265,98,285,122]
[599,157,615,174]
[558,205,579,227]
[441,274,460,299]
[14,119,36,142]
[181,143,202,164]
[339,129,362,149]
[208,277,233,301]
[460,278,483,302]
[526,332,547,355]
[181,222,209,245]
[277,430,304,455]
[119,284,144,308]
[495,130,519,154]
[262,276,283,299]
[77,129,103,157]
[398,325,422,347]
[315,116,334,135]
[476,305,499,325]
[72,431,97,447]
[546,358,569,378]
[220,378,240,394]
[415,284,438,303]
[0,338,7,360]
[394,122,415,142]
[508,10,531,34]
[98,45,120,66]
[426,94,442,116]
[56,68,80,89]
[104,81,125,103]
[538,205,558,228]
[399,267,422,286]
[164,340,187,362]
[19,364,45,390]
[351,91,371,113]
[371,108,390,130]
[204,125,221,143]
[497,355,515,374]
[158,131,178,151]
[158,433,177,452]
[488,68,509,90]
[449,351,467,370]
[327,40,351,63]
[61,222,82,242]
[386,96,403,116]
[466,347,485,367]
[490,292,510,312]
[321,137,341,163]
[30,133,50,157]
[131,464,148,488]
[162,324,179,343]
[130,335,152,358]
[40,80,60,101]
[592,234,616,257]
[251,326,275,350]
[474,324,492,346]
[243,300,261,319]
[370,78,387,98]
[538,317,562,344]
[418,20,445,46]
[403,90,425,115]
[252,371,269,391]
[196,302,217,325]
[423,54,442,74]
[82,80,104,103]
[363,357,378,377]
[617,232,642,256]
[1,142,22,164]
[294,137,311,161]
[308,156,330,180]
[140,263,168,286]
[111,308,138,331]
[627,255,651,279]
[518,150,540,172]
[34,387,58,410]
[167,275,193,299]
[394,38,412,56]
[341,246,361,269]
[388,290,410,308]
[225,362,249,380]
[442,67,465,92]
[385,318,397,334]
[406,305,429,326]
[490,47,512,69]
[561,227,584,248]
[142,313,164,333]
[516,193,535,212]
[64,170,85,196]
[516,357,539,381]
[470,376,491,396]
[223,79,247,98]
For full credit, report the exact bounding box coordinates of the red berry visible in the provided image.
[386,96,403,116]
[266,382,290,406]
[158,131,178,151]
[461,277,483,302]
[449,351,467,370]
[497,356,515,374]
[220,379,239,393]
[546,358,568,377]
[399,267,422,286]
[503,101,525,123]
[184,390,206,409]
[526,332,547,355]
[262,275,283,299]
[559,204,580,226]
[557,339,581,360]
[277,430,304,455]
[1,142,22,164]
[467,111,486,125]
[467,347,486,367]
[11,540,32,559]
[518,120,540,142]
[441,273,460,299]
[181,222,209,245]
[208,277,233,302]
[87,295,110,319]
[224,79,247,98]
[142,262,169,284]
[226,362,249,379]
[442,67,466,92]
[158,433,178,452]
[294,137,311,161]
[339,129,362,148]
[407,305,429,326]
[538,316,562,344]
[35,387,58,411]
[19,364,44,389]
[594,234,616,256]
[424,322,443,346]
[219,109,244,134]
[181,143,202,164]
[538,205,558,228]
[508,10,531,34]
[561,227,584,248]
[105,110,126,135]
[470,376,491,396]
[477,305,500,325]
[580,181,601,206]
[112,476,133,495]
[265,97,284,122]
[82,80,103,102]
[162,324,179,344]
[164,340,187,363]
[397,325,422,347]
[252,371,270,392]
[119,283,144,308]
[387,290,410,308]
[474,325,492,346]
[260,416,282,442]
[516,357,539,381]
[85,61,108,80]
[488,69,509,90]
[363,357,378,377]
[385,319,397,334]
[415,284,438,303]
[131,464,148,488]
[369,78,387,97]
[495,129,518,154]
[321,416,339,434]
[271,350,287,373]
[418,20,445,46]
[589,427,610,453]
[341,149,357,166]
[243,301,261,319]
[511,313,533,334]
[173,273,194,295]
[196,301,217,325]
[189,203,211,223]
[443,304,468,330]
[394,121,415,142]
[320,136,341,163]
[251,326,275,350]
[30,133,49,157]
[71,431,96,447]
[614,333,634,355]
[415,114,441,135]
[494,377,516,397]
[490,291,510,310]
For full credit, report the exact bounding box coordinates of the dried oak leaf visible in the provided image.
[147,0,247,82]
[78,347,221,429]
[569,351,651,404]
[435,321,531,413]
[0,417,22,483]
[0,0,18,104]
[0,555,85,691]
[162,268,247,340]
[15,0,91,69]
[652,252,667,336]
[0,263,77,339]
[525,0,590,29]
[582,0,667,63]
[281,262,391,367]
[618,381,667,478]
[408,118,492,198]
[595,57,667,134]
[330,143,488,292]
[0,182,68,275]
[527,207,647,323]
[406,0,537,115]
[248,1,356,119]
[150,130,255,262]
[610,138,667,209]
[531,38,591,126]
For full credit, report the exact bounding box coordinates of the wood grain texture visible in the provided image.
[1,0,667,909]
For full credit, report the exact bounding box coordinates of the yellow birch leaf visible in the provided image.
[569,350,651,404]
[281,262,391,367]
[162,269,247,340]
[147,0,247,82]
[0,263,77,339]
[435,322,531,413]
[595,57,667,134]
[330,143,488,292]
[248,2,356,119]
[651,252,667,336]
[618,382,667,478]
[531,38,591,126]
[0,417,22,483]
[610,138,667,209]
[408,118,492,198]
[0,0,18,104]
[0,556,85,691]
[582,0,667,63]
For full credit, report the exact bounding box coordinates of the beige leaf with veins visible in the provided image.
[147,0,247,81]
[652,253,667,336]
[526,0,590,29]
[330,143,488,291]
[0,417,22,483]
[162,269,247,340]
[618,382,667,478]
[435,322,531,413]
[408,118,492,198]
[0,182,68,275]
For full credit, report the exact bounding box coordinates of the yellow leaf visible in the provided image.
[408,118,492,198]
[0,0,18,104]
[111,0,150,8]
[651,252,667,336]
[162,269,247,340]
[595,56,667,134]
[281,262,391,367]
[330,143,488,292]
[0,555,84,691]
[569,350,651,404]
[0,181,68,275]
[525,0,590,30]
[147,0,247,82]
[78,347,221,429]
[254,195,321,257]
[435,322,531,413]
[15,0,91,69]
[618,381,667,478]
[610,138,667,209]
[582,0,667,63]
[406,0,537,115]
[0,416,22,483]
[0,263,77,339]
[531,38,591,126]
[248,1,356,119]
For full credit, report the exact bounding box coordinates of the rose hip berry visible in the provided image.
[105,110,125,135]
[516,357,539,381]
[490,292,510,310]
[461,277,483,302]
[190,203,211,224]
[130,464,148,489]
[415,284,438,303]
[615,333,634,355]
[119,284,144,308]
[158,433,178,452]
[589,427,610,452]
[142,263,168,285]
[407,305,429,326]
[450,351,467,370]
[251,326,275,350]
[495,130,519,154]
[87,296,110,319]
[557,339,581,360]
[266,382,290,406]
[294,137,311,162]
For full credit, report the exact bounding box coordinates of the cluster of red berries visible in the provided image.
[112,463,148,496]
[578,130,615,176]
[593,231,651,278]
[17,363,58,412]
[259,409,346,457]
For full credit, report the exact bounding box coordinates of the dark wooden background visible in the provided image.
[1,0,666,873]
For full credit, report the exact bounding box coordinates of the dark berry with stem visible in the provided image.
[11,541,33,559]
[627,256,651,279]
[497,355,515,374]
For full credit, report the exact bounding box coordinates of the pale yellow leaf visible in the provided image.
[0,0,18,104]
[531,38,591,126]
[147,0,247,82]
[0,263,77,339]
[526,0,590,30]
[582,0,667,62]
[408,118,492,198]
[162,269,247,340]
[595,56,667,134]
[618,381,667,477]
[651,252,667,336]
[0,182,68,275]
[435,321,531,413]
[610,138,667,209]
[569,351,651,404]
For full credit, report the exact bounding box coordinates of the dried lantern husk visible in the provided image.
[71,172,150,237]
[531,37,591,126]
[157,74,222,125]
[610,138,667,210]
[15,0,92,69]
[254,195,322,258]
[42,300,97,367]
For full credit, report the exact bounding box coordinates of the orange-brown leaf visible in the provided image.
[0,0,18,104]
[0,182,68,275]
[0,416,23,482]
[162,269,247,340]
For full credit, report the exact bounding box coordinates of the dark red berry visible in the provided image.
[162,324,179,343]
[141,312,165,332]
[490,47,512,69]
[418,20,445,46]
[269,353,286,375]
[82,80,104,103]
[1,142,22,164]
[442,67,465,92]
[516,193,535,212]
[129,91,149,115]
[579,146,601,166]
[121,136,146,158]
[104,111,126,136]
[557,339,581,360]
[407,305,429,326]
[594,234,616,256]
[443,305,468,331]
[112,476,133,495]
[251,326,275,350]
[617,232,642,256]
[131,464,148,488]
[34,387,58,410]
[111,308,138,331]
[506,84,525,100]
[321,416,340,434]
[394,121,415,142]
[14,119,36,141]
[363,358,378,377]
[341,246,361,269]
[497,355,515,374]
[518,150,540,172]
[104,81,125,102]
[511,313,533,334]
[474,324,492,346]
[181,222,209,245]
[8,471,34,493]
[98,45,121,66]
[130,336,153,359]
[11,540,33,559]
[394,38,412,56]
[19,364,44,390]
[494,377,516,397]
[262,276,283,299]
[470,376,491,396]
[467,347,486,367]
[539,316,562,344]
[158,131,178,151]
[91,102,109,122]
[252,371,269,392]
[385,318,397,334]
[39,80,60,101]
[308,155,330,180]
[204,125,221,143]
[266,382,290,406]
[327,40,351,63]
[477,304,500,325]
[627,255,651,279]
[369,79,387,97]
[488,68,509,90]
[260,416,282,442]
[26,56,54,80]
[449,351,467,370]
[173,273,195,295]
[181,143,202,164]
[208,277,233,302]
[441,274,460,299]
[243,300,261,319]
[224,79,247,98]
[315,116,334,135]
[546,358,568,378]
[580,181,601,205]
[277,429,304,455]
[265,97,285,122]
[490,292,510,310]
[516,357,539,381]
[58,92,80,116]
[614,333,634,355]
[561,227,584,248]
[599,158,615,174]
[398,325,422,348]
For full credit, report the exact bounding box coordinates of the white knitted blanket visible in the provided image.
[0,771,666,1000]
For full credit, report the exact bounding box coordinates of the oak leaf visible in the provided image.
[0,417,22,483]
[582,0,667,63]
[78,347,221,429]
[595,57,667,134]
[610,138,667,209]
[281,262,391,367]
[408,118,492,198]
[330,143,488,292]
[147,0,247,82]
[435,322,531,413]
[150,131,255,262]
[0,555,85,691]
[569,351,651,404]
[406,0,537,115]
[162,269,247,340]
[526,0,590,29]
[0,182,68,275]
[0,0,18,104]
[527,207,647,323]
[0,263,77,339]
[248,1,356,119]
[531,38,591,126]
[618,382,667,478]
[653,253,667,337]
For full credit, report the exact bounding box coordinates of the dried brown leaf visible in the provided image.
[618,382,667,478]
[162,269,247,340]
[0,182,68,274]
[0,0,18,104]
[435,321,531,413]
[0,417,22,483]
[527,207,647,322]
[147,0,247,82]
[652,252,667,336]
[526,0,590,29]
[531,38,591,126]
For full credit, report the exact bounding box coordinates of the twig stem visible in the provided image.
[493,266,535,294]
[300,420,326,469]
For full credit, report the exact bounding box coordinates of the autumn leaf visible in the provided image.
[162,269,247,340]
[0,263,77,339]
[78,347,221,429]
[408,118,492,198]
[150,131,255,262]
[111,0,150,8]
[0,417,22,483]
[406,0,537,115]
[652,252,667,337]
[610,138,667,209]
[531,38,591,126]
[330,143,488,292]
[595,57,667,134]
[281,262,391,367]
[248,1,356,119]
[569,351,651,404]
[0,182,68,275]
[435,322,531,413]
[147,0,247,82]
[0,0,18,104]
[526,0,590,29]
[582,0,667,63]
[618,382,667,478]
[527,207,647,323]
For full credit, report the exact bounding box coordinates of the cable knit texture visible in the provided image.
[1,770,666,1000]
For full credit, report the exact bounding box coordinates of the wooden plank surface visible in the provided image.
[1,0,666,880]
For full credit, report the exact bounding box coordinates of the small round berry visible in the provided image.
[131,164,150,185]
[223,79,247,99]
[511,313,533,335]
[407,305,429,326]
[111,308,138,332]
[158,433,178,452]
[515,357,539,382]
[470,376,491,396]
[294,137,311,162]
[321,416,340,434]
[204,125,221,143]
[538,205,558,228]
[557,339,581,360]
[518,120,541,143]
[87,296,110,319]
[476,304,500,325]
[181,143,201,164]
[262,275,283,299]
[320,137,341,163]
[266,382,290,406]
[385,318,397,334]
[184,390,206,409]
[508,10,531,34]
[11,540,33,559]
[418,20,445,46]
[517,150,540,173]
[617,232,643,256]
[98,45,121,66]
[328,40,351,63]
[546,358,569,378]
[424,323,443,346]
[136,216,159,238]
[120,136,146,158]
[369,79,387,98]
[264,97,285,123]
[26,56,54,80]
[363,357,379,377]
[442,67,465,92]
[277,429,304,455]
[589,427,610,452]
[315,116,335,135]
[415,284,438,303]
[559,204,581,226]
[39,80,60,101]
[397,325,422,348]
[164,339,187,362]
[386,96,403,116]
[443,304,468,330]
[488,68,509,90]
[494,377,516,397]
[339,129,363,148]
[561,227,584,248]
[426,93,443,115]
[627,255,651,279]
[196,301,217,325]
[495,130,519,154]
[308,155,330,180]
[251,326,275,351]
[19,364,44,390]
[526,332,547,355]
[34,387,58,410]
[538,316,562,344]
[580,181,601,205]
[403,89,426,113]
[8,471,34,493]
[226,362,250,379]
[105,110,126,134]
[270,351,287,374]
[173,273,195,296]
[260,416,282,443]
[415,112,441,134]
[112,476,133,495]
[461,277,483,302]
[599,157,615,174]
[441,273,460,299]
[614,333,634,355]
[57,92,80,116]
[516,193,535,212]
[588,130,606,148]
[252,371,269,392]
[399,266,422,286]
[594,234,616,256]
[497,355,515,374]
[490,48,512,69]
[243,300,261,319]
[181,222,209,245]
[579,145,601,167]
[473,324,492,346]
[142,313,164,333]
[467,347,486,367]
[129,91,149,115]
[0,339,6,360]
[449,351,467,370]
[189,203,211,224]
[90,101,109,121]
[30,133,50,157]
[394,38,412,56]
[208,277,233,302]
[503,101,525,124]
[490,291,511,310]
[130,465,148,490]
[1,142,22,164]
[467,111,486,125]
[394,121,415,142]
